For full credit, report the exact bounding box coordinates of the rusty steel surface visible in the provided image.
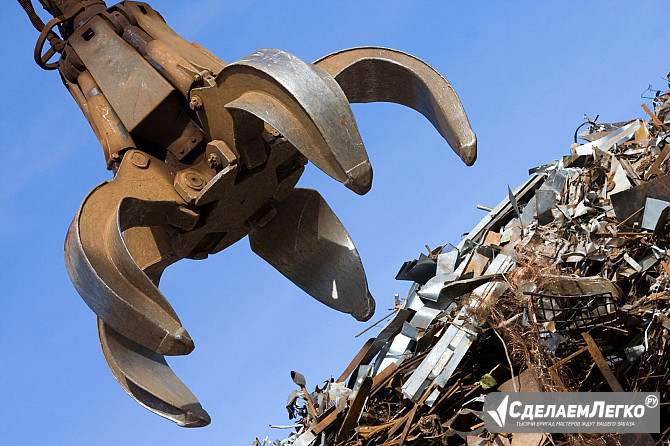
[20,0,477,427]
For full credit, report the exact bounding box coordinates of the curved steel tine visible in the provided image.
[99,319,211,427]
[193,48,373,195]
[65,150,199,355]
[248,188,375,321]
[123,226,180,286]
[314,47,477,166]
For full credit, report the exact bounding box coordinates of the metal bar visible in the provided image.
[641,103,669,130]
[583,333,658,446]
[644,140,670,180]
[311,406,340,435]
[337,338,375,383]
[355,310,397,338]
[335,376,372,443]
[300,385,318,420]
[361,309,415,365]
[524,291,613,300]
[582,332,624,392]
[397,404,418,446]
[370,363,399,393]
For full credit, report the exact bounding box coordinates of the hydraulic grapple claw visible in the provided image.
[64,150,197,356]
[22,0,477,426]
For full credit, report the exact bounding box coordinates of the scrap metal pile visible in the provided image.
[258,89,670,446]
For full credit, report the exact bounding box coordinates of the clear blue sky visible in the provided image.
[1,1,669,444]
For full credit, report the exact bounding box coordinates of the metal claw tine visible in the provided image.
[64,150,199,356]
[99,319,210,427]
[192,48,373,194]
[249,188,375,321]
[123,226,180,286]
[314,47,477,166]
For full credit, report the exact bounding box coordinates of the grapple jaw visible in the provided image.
[64,150,200,354]
[249,188,376,322]
[99,320,211,427]
[25,0,477,427]
[193,48,373,195]
[314,47,477,167]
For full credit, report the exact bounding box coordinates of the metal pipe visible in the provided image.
[145,39,199,97]
[65,79,103,147]
[77,71,135,168]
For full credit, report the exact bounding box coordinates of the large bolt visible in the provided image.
[207,153,221,169]
[189,95,203,110]
[184,171,204,190]
[129,151,149,168]
[265,124,281,137]
[174,170,205,204]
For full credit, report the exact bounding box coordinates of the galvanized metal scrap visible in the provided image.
[21,0,477,427]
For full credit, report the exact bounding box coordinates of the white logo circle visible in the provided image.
[645,395,658,409]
